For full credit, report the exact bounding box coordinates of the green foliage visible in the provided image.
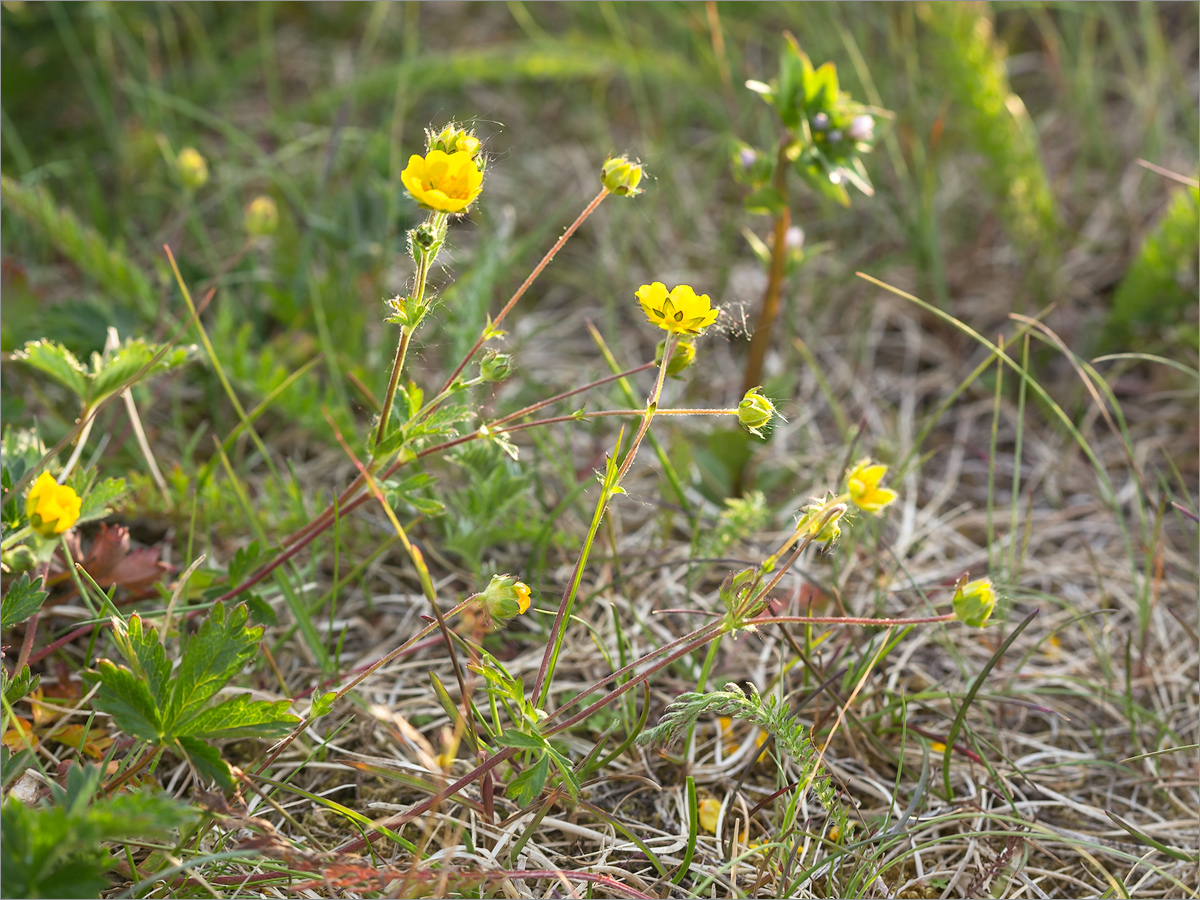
[442,442,536,573]
[0,175,158,321]
[11,337,191,409]
[920,2,1059,250]
[1,574,48,629]
[85,603,300,789]
[1106,186,1199,349]
[638,682,846,834]
[0,764,195,899]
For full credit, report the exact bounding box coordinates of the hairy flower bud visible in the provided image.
[480,574,532,623]
[478,350,513,383]
[243,196,279,237]
[601,155,644,197]
[176,147,209,189]
[656,338,696,378]
[737,387,776,437]
[952,576,997,628]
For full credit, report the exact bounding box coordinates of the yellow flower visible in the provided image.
[636,282,720,335]
[25,471,81,538]
[698,798,721,833]
[401,149,483,214]
[514,582,532,615]
[845,458,898,515]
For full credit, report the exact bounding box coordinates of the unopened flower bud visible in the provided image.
[176,147,209,189]
[811,112,830,132]
[601,155,644,197]
[455,134,481,156]
[479,350,513,383]
[738,147,759,169]
[480,574,532,623]
[737,387,776,438]
[243,196,279,237]
[412,221,440,251]
[796,496,846,548]
[656,338,696,378]
[847,114,875,142]
[1,545,36,573]
[952,576,997,628]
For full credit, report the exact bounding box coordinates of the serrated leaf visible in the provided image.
[75,477,127,526]
[506,752,550,808]
[89,342,191,406]
[174,694,298,740]
[175,735,233,790]
[2,574,48,628]
[3,665,40,706]
[11,340,89,400]
[87,661,163,742]
[122,614,172,710]
[309,691,337,719]
[167,602,260,728]
[228,541,265,585]
[544,744,581,801]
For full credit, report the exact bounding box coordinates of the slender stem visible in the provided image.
[57,404,96,484]
[374,326,412,448]
[438,188,609,395]
[741,139,792,397]
[532,334,675,706]
[256,596,476,774]
[216,364,659,605]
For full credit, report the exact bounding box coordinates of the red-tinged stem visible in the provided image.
[437,188,609,395]
[214,364,657,606]
[752,613,956,628]
[336,746,518,854]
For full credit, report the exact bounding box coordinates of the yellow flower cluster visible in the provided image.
[25,471,81,538]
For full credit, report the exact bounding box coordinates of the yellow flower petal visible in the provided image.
[25,471,81,538]
[402,149,483,214]
[637,282,719,335]
[698,798,721,833]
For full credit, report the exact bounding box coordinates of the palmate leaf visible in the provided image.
[88,603,300,787]
[506,753,550,808]
[88,660,163,742]
[167,601,260,727]
[88,340,190,406]
[1,763,195,898]
[175,694,296,741]
[10,340,89,401]
[2,574,48,629]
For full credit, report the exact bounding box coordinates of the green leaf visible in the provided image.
[506,753,550,808]
[74,477,127,526]
[496,729,546,752]
[1,764,195,899]
[228,541,266,585]
[744,185,787,216]
[2,574,48,628]
[167,602,260,728]
[11,340,89,401]
[431,671,478,753]
[544,744,581,801]
[175,735,234,790]
[121,614,172,710]
[3,664,41,706]
[174,694,298,740]
[87,660,163,742]
[309,691,337,719]
[89,341,191,406]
